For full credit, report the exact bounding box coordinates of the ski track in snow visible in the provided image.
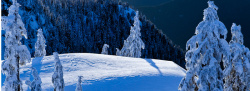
[2,53,186,91]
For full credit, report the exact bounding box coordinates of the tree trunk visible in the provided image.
[17,56,21,91]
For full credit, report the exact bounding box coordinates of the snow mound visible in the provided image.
[2,53,186,91]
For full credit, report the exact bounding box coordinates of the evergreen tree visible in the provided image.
[34,28,46,57]
[1,0,31,90]
[25,67,42,91]
[243,48,250,90]
[119,11,145,58]
[52,52,65,91]
[75,76,83,91]
[116,48,121,56]
[101,44,109,55]
[225,23,250,91]
[179,1,230,91]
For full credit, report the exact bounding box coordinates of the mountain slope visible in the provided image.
[1,0,186,68]
[1,53,186,91]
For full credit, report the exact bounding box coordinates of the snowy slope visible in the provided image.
[1,53,186,91]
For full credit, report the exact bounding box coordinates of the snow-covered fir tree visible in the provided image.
[225,23,250,91]
[178,70,197,91]
[243,48,250,90]
[25,67,42,91]
[179,1,230,91]
[1,0,31,90]
[240,30,250,91]
[75,76,83,91]
[116,48,121,56]
[52,52,65,91]
[101,44,109,55]
[119,11,145,58]
[34,28,46,57]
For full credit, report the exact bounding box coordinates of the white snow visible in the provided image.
[2,53,186,91]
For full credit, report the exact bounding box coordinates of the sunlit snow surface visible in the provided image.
[2,53,185,91]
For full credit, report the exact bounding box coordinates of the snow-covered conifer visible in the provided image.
[101,44,109,55]
[119,11,145,58]
[25,67,42,91]
[225,23,250,91]
[34,28,46,57]
[52,52,65,91]
[1,0,31,90]
[75,76,83,91]
[243,48,250,90]
[178,71,197,91]
[116,48,121,56]
[179,1,230,91]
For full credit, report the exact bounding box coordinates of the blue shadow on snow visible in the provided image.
[145,59,162,75]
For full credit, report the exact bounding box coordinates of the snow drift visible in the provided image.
[2,53,185,91]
